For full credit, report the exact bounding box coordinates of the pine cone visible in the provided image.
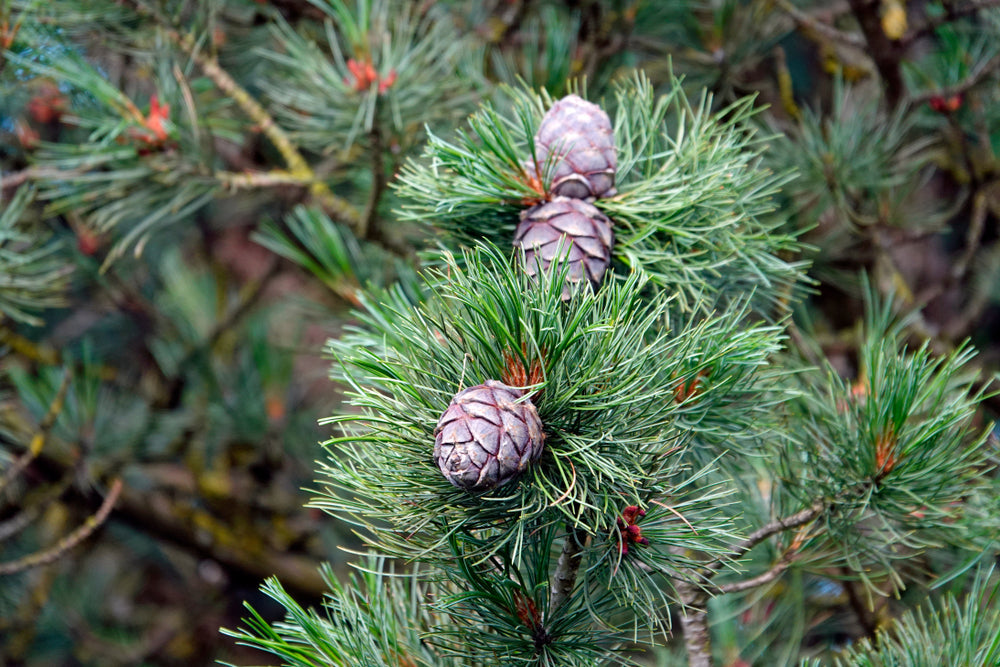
[434,381,544,491]
[514,197,614,298]
[534,94,616,200]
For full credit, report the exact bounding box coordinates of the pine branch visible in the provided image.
[0,167,85,193]
[774,0,865,49]
[715,550,799,594]
[0,479,122,576]
[0,186,73,323]
[361,122,386,240]
[673,567,712,667]
[847,0,906,108]
[548,526,586,613]
[16,440,330,599]
[127,0,362,230]
[112,484,327,599]
[0,471,75,543]
[707,500,825,576]
[215,169,320,190]
[0,368,70,494]
[160,257,280,394]
[805,566,1000,666]
[841,567,880,640]
[908,52,1000,106]
[903,0,1000,46]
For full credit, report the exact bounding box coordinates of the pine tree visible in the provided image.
[223,74,998,666]
[2,1,1000,665]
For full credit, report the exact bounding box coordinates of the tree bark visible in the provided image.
[548,526,586,613]
[847,0,905,109]
[676,576,712,667]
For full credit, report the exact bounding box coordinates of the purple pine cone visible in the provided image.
[434,381,544,491]
[535,94,616,200]
[514,197,614,299]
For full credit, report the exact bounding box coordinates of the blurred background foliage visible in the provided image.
[1,0,999,664]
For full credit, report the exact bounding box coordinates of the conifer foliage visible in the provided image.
[2,1,1000,666]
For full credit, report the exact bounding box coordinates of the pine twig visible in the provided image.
[1,167,87,193]
[903,0,1000,46]
[215,169,321,190]
[127,1,361,231]
[774,0,865,49]
[12,439,328,599]
[0,324,61,366]
[0,471,75,542]
[952,190,988,283]
[707,500,825,575]
[189,49,361,226]
[841,568,879,640]
[773,46,802,121]
[716,550,799,594]
[907,53,1000,106]
[110,483,327,599]
[0,368,71,494]
[0,479,122,576]
[0,512,62,658]
[673,501,823,663]
[0,509,38,542]
[165,257,280,385]
[357,121,411,258]
[548,526,586,613]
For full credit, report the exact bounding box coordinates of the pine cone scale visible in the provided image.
[463,399,502,424]
[469,418,501,454]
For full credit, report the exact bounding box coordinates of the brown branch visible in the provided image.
[677,578,712,667]
[903,0,1000,46]
[548,526,586,613]
[361,122,387,240]
[0,470,75,542]
[774,0,865,49]
[707,500,825,575]
[908,53,1000,106]
[192,56,359,225]
[847,0,906,109]
[0,322,62,366]
[357,123,412,259]
[669,544,713,667]
[110,483,327,599]
[952,190,988,283]
[716,551,798,594]
[10,437,329,598]
[936,194,996,339]
[841,569,879,640]
[0,479,122,576]
[2,405,329,600]
[1,166,88,193]
[0,368,71,494]
[215,169,320,190]
[128,1,361,231]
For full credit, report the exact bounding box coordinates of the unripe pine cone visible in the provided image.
[514,197,614,298]
[434,381,544,491]
[535,94,616,200]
